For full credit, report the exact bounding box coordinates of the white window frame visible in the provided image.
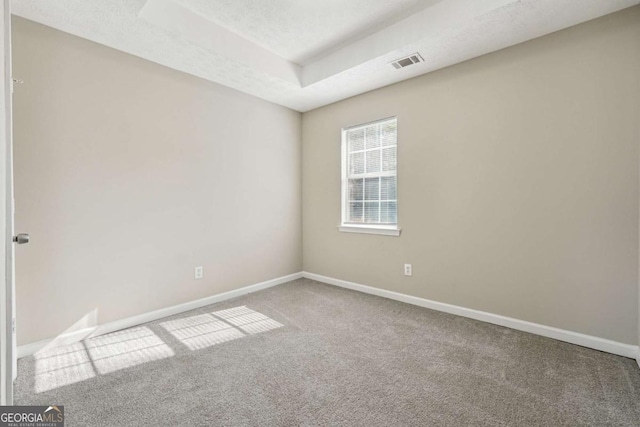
[339,117,401,237]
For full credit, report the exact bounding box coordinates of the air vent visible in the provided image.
[390,53,424,69]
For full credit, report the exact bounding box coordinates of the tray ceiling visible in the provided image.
[12,0,640,112]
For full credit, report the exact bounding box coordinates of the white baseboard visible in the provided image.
[19,270,639,362]
[302,272,639,360]
[18,272,303,358]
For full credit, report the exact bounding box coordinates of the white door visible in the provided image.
[1,0,16,406]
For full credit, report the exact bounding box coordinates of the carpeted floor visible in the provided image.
[15,278,640,426]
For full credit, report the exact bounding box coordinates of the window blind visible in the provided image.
[343,117,397,225]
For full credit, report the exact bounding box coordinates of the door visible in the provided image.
[1,0,15,406]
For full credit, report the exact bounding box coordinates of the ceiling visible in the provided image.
[170,0,434,65]
[12,0,640,112]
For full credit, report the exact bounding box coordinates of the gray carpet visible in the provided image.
[14,279,640,426]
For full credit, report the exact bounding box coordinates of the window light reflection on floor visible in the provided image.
[160,306,283,351]
[32,306,281,393]
[212,306,284,335]
[84,326,175,374]
[160,313,245,351]
[34,342,96,393]
[33,326,174,393]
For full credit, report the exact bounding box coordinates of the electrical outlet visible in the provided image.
[195,266,204,280]
[404,264,412,277]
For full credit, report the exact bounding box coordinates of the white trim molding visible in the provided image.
[302,272,639,360]
[18,272,303,358]
[18,270,640,363]
[338,225,401,236]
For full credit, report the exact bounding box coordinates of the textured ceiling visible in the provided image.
[11,0,640,112]
[170,0,438,65]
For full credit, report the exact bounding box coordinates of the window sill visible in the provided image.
[338,225,401,237]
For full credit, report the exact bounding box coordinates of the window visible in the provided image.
[340,117,400,236]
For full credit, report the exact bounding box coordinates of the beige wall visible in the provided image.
[12,18,302,345]
[11,7,640,348]
[303,7,640,345]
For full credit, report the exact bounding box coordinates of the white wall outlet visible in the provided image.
[195,266,204,280]
[404,264,412,277]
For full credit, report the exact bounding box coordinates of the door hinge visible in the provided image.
[11,318,15,334]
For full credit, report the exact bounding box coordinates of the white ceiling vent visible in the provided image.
[390,53,424,70]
